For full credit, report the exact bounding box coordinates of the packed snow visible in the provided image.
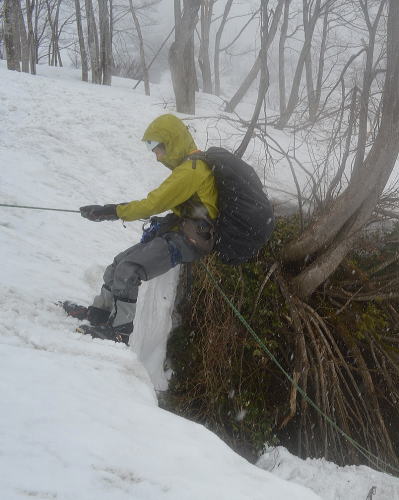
[258,447,399,500]
[1,63,398,499]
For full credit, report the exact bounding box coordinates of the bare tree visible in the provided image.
[198,0,214,94]
[225,0,285,113]
[74,0,88,81]
[275,0,323,128]
[352,0,387,174]
[169,0,201,114]
[282,0,396,300]
[15,0,30,72]
[307,0,330,121]
[109,0,113,48]
[33,0,48,64]
[0,23,3,60]
[26,0,37,73]
[46,0,62,66]
[128,0,150,95]
[278,0,291,116]
[4,0,20,71]
[214,0,233,96]
[235,1,270,158]
[85,0,101,83]
[3,0,36,72]
[98,0,112,84]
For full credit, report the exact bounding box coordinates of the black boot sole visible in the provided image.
[76,323,132,345]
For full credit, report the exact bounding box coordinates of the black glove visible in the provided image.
[80,204,119,222]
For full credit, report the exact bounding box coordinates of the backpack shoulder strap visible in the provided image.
[186,150,207,170]
[187,147,234,171]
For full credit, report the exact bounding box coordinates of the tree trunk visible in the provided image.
[46,0,54,65]
[74,0,88,81]
[4,0,21,71]
[129,0,150,95]
[325,86,358,202]
[310,2,329,121]
[169,0,201,114]
[279,0,291,116]
[0,25,4,60]
[26,0,36,74]
[225,52,261,113]
[33,0,40,64]
[235,2,269,158]
[16,0,30,72]
[303,0,315,120]
[214,0,233,97]
[109,0,113,50]
[352,0,386,175]
[286,0,399,299]
[46,0,62,67]
[225,0,285,113]
[98,0,112,85]
[85,0,101,83]
[55,0,62,66]
[198,0,214,94]
[33,0,47,64]
[275,0,321,129]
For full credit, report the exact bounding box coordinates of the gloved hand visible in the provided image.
[80,204,119,222]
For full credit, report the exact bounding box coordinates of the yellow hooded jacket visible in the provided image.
[116,114,218,221]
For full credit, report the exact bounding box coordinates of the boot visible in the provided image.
[62,301,88,320]
[62,301,110,325]
[87,306,110,325]
[77,297,136,346]
[76,322,133,345]
[86,285,114,324]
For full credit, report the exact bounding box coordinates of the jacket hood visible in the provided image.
[142,114,197,169]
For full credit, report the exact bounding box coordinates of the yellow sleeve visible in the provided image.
[116,163,199,221]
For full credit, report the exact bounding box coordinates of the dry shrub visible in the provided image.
[166,218,399,469]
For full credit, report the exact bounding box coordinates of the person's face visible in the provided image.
[153,144,166,161]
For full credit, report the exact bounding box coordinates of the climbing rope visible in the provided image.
[201,262,399,477]
[0,203,80,213]
[0,203,151,224]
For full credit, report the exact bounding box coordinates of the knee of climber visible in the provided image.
[103,263,114,287]
[112,262,146,301]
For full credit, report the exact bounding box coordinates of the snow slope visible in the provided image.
[258,447,399,500]
[0,64,320,499]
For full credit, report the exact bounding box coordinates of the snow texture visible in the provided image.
[258,447,399,500]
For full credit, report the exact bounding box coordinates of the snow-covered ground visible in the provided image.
[258,447,399,500]
[1,63,398,499]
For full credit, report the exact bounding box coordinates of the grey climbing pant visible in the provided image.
[91,230,210,326]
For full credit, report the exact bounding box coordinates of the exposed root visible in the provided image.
[167,248,399,468]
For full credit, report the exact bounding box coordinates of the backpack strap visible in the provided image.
[187,150,208,170]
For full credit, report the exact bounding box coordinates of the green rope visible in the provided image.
[0,203,80,213]
[201,262,399,477]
